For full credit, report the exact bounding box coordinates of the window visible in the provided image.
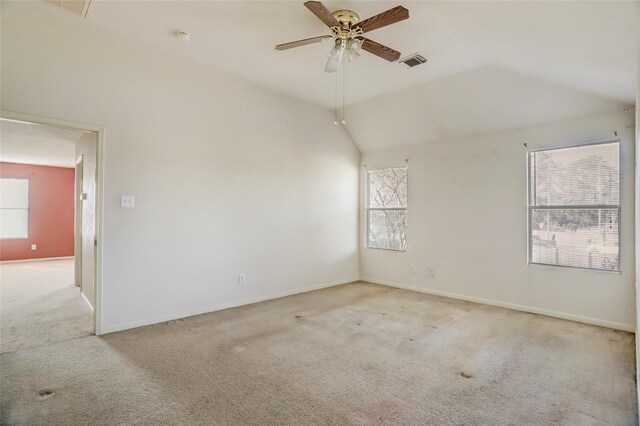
[0,178,29,239]
[528,141,620,271]
[367,166,407,251]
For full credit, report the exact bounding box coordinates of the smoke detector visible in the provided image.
[175,31,191,41]
[398,54,427,68]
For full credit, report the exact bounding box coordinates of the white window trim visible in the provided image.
[526,139,621,273]
[0,177,30,240]
[366,165,408,252]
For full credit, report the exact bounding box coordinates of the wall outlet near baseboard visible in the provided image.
[410,264,416,273]
[120,195,135,208]
[238,273,246,284]
[31,244,37,250]
[427,267,435,278]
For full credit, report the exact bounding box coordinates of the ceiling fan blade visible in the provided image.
[359,37,401,62]
[304,1,339,27]
[275,35,331,51]
[357,5,409,34]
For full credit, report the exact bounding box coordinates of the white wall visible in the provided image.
[1,6,360,333]
[361,111,636,330]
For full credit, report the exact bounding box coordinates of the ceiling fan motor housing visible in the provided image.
[331,10,363,41]
[332,10,360,28]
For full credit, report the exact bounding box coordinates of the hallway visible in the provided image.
[1,259,92,353]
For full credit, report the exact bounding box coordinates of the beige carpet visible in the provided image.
[1,259,93,353]
[1,281,636,425]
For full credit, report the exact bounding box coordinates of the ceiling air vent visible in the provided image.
[398,54,427,68]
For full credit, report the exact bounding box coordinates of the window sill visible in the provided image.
[528,262,622,275]
[366,247,407,253]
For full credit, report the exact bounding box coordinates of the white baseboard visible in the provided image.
[99,277,359,335]
[362,277,635,333]
[100,276,635,335]
[0,256,74,264]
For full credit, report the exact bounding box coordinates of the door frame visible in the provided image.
[1,109,105,335]
[74,155,83,289]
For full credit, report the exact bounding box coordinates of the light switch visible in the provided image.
[121,195,135,208]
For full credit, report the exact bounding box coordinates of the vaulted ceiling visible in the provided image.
[4,1,638,152]
[343,66,632,152]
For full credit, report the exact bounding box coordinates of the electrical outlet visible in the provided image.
[238,273,246,284]
[120,195,135,208]
[31,244,37,251]
[410,264,416,273]
[427,267,435,279]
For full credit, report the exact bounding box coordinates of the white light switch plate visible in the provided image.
[121,195,135,208]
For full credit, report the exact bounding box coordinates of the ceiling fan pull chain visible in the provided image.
[334,66,339,126]
[341,58,346,125]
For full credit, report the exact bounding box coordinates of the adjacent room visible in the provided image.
[0,1,638,424]
[0,119,97,353]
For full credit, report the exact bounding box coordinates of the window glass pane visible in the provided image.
[530,143,619,206]
[0,208,28,239]
[0,178,29,208]
[531,208,619,271]
[368,210,407,251]
[368,167,407,208]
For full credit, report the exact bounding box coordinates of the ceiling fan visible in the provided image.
[276,2,409,73]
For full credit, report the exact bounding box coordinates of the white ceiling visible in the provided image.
[13,0,638,110]
[344,66,631,152]
[4,1,637,152]
[0,119,84,168]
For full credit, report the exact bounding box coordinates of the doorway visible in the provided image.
[0,112,101,352]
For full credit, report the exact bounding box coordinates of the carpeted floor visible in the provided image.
[1,281,636,425]
[0,259,93,353]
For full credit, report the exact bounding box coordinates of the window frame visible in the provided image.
[0,177,30,240]
[366,165,408,252]
[526,139,621,273]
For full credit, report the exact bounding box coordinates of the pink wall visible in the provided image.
[1,162,75,261]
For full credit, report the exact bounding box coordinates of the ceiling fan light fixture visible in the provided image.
[175,31,191,41]
[327,44,340,60]
[346,38,362,62]
[347,38,361,49]
[324,45,344,73]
